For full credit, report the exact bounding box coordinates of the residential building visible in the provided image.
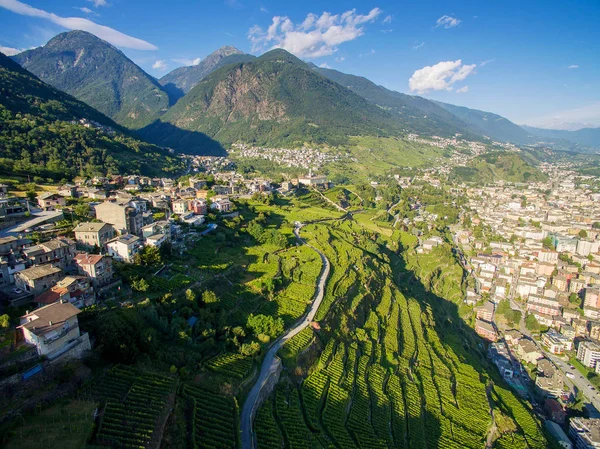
[74,254,114,287]
[578,341,600,370]
[542,329,573,354]
[73,222,115,248]
[210,198,232,213]
[172,200,189,215]
[23,237,76,269]
[189,199,207,215]
[17,301,90,358]
[517,339,543,364]
[15,265,63,296]
[586,289,600,309]
[536,358,564,399]
[95,201,143,235]
[0,236,20,255]
[476,301,495,321]
[37,193,65,211]
[545,421,572,449]
[475,319,498,341]
[570,417,600,449]
[34,275,94,309]
[544,398,567,426]
[106,234,142,263]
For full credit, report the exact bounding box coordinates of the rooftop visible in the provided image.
[73,222,111,233]
[19,301,81,336]
[18,265,62,280]
[74,253,105,265]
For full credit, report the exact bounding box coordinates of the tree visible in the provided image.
[579,229,588,239]
[73,203,90,218]
[201,290,219,305]
[246,313,284,338]
[240,341,261,357]
[593,222,600,230]
[185,288,195,302]
[569,293,581,304]
[0,314,10,329]
[131,277,149,292]
[526,314,541,332]
[541,237,554,250]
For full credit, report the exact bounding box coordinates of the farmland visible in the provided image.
[255,215,549,449]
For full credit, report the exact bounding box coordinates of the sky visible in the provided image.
[1,0,599,129]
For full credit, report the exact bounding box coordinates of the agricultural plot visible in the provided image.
[254,219,546,449]
[205,352,254,379]
[86,365,176,449]
[183,385,238,449]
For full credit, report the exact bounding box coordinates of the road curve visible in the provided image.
[240,223,331,449]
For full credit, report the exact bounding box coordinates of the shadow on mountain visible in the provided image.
[137,120,227,156]
[162,83,185,104]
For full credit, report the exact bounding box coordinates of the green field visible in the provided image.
[3,400,97,449]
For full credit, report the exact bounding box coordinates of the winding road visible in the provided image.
[240,222,331,449]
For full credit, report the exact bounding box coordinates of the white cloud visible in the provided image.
[408,59,476,93]
[260,6,268,13]
[334,56,344,62]
[86,0,106,7]
[412,41,425,50]
[152,60,167,70]
[248,7,381,58]
[456,85,469,93]
[172,57,202,66]
[319,62,330,68]
[77,7,93,14]
[568,64,579,69]
[380,29,393,33]
[383,14,392,23]
[479,59,494,66]
[0,0,157,50]
[435,15,461,29]
[359,48,376,58]
[0,44,23,55]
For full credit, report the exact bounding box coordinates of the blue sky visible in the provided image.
[1,0,599,129]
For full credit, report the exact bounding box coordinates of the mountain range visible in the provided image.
[0,50,183,179]
[13,31,172,129]
[8,30,600,155]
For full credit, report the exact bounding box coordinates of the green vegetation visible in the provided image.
[450,152,548,184]
[13,31,171,129]
[147,49,403,151]
[0,52,184,179]
[2,400,96,449]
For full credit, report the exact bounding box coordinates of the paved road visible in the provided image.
[546,353,600,411]
[240,223,331,449]
[0,210,63,237]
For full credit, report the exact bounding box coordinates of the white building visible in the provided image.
[577,341,600,370]
[106,234,142,263]
[17,301,90,357]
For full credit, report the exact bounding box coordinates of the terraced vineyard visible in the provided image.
[84,365,177,449]
[256,219,548,449]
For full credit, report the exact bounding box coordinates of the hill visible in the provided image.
[312,65,478,138]
[159,46,256,100]
[434,101,534,144]
[523,125,600,150]
[0,51,183,179]
[141,49,403,152]
[450,151,547,183]
[12,31,172,129]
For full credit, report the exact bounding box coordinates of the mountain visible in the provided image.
[12,30,172,129]
[449,152,547,183]
[0,51,183,179]
[311,65,478,139]
[141,49,403,152]
[159,46,256,100]
[523,125,600,150]
[433,101,534,144]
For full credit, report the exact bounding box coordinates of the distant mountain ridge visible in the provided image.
[522,125,600,150]
[13,30,172,129]
[433,101,535,144]
[311,65,479,139]
[159,46,256,99]
[0,51,182,178]
[140,49,404,152]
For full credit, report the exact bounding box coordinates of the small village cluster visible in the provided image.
[0,169,332,362]
[229,143,352,169]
